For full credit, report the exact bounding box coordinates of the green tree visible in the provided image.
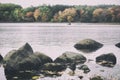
[22,6,36,15]
[38,5,51,22]
[0,3,22,22]
[12,8,24,22]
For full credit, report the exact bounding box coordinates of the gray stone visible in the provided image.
[3,43,54,79]
[4,43,33,64]
[4,43,54,78]
[54,51,86,64]
[74,39,103,53]
[96,53,116,67]
[3,43,41,77]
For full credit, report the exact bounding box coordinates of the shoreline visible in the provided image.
[0,22,120,24]
[0,23,120,27]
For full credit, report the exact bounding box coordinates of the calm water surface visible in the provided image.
[0,23,120,79]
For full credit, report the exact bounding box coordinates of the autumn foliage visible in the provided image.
[0,3,120,22]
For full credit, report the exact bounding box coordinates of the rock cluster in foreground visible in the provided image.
[2,43,88,79]
[0,38,118,80]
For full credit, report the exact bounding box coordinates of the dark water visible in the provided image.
[0,23,120,80]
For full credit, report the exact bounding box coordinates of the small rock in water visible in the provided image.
[100,69,104,72]
[74,39,103,53]
[78,76,83,79]
[54,51,86,64]
[77,65,90,74]
[90,76,103,80]
[96,53,116,67]
[115,42,120,48]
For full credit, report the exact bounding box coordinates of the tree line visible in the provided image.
[0,3,120,23]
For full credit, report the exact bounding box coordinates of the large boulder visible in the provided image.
[54,51,86,65]
[3,43,42,77]
[96,53,116,67]
[115,42,120,48]
[4,43,33,64]
[4,43,54,79]
[74,39,103,53]
[17,54,41,71]
[4,43,35,66]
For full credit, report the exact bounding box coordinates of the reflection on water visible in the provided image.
[0,23,120,79]
[0,66,6,80]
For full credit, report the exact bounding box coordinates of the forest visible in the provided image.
[0,3,120,23]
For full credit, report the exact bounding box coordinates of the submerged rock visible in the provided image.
[90,76,103,80]
[96,53,116,67]
[74,39,103,53]
[54,51,86,64]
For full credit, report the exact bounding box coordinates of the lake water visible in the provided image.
[0,23,120,80]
